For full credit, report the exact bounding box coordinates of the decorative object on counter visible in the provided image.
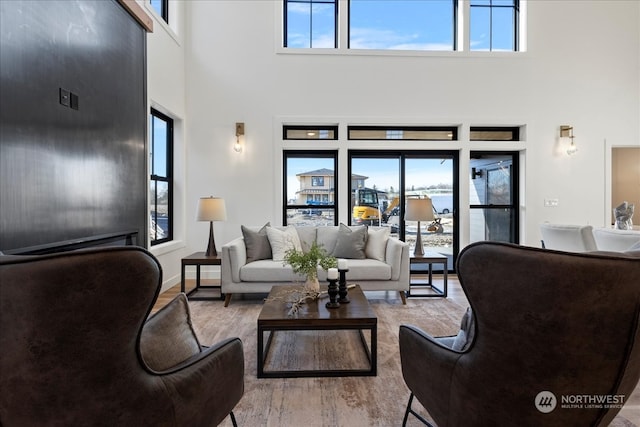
[614,201,634,230]
[326,268,340,309]
[283,241,337,292]
[338,259,350,304]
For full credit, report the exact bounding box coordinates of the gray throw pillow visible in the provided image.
[242,222,272,263]
[140,294,201,371]
[332,223,367,259]
[452,307,475,352]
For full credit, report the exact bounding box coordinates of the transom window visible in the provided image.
[349,126,458,141]
[283,125,338,140]
[470,126,520,141]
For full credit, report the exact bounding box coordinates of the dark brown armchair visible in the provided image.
[0,246,244,427]
[400,242,640,427]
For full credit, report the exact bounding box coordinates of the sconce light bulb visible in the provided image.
[234,136,242,153]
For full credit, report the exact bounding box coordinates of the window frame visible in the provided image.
[150,108,173,246]
[283,150,339,226]
[469,0,520,52]
[150,0,169,24]
[283,0,339,48]
[283,125,339,140]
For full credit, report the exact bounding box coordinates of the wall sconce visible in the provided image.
[471,167,483,179]
[234,122,244,153]
[560,125,577,155]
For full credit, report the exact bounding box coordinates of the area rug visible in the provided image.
[188,296,638,427]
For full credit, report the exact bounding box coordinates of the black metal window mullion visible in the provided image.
[150,108,173,245]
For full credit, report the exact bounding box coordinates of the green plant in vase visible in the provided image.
[284,241,337,292]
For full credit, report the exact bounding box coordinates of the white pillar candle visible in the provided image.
[327,268,339,280]
[338,259,348,270]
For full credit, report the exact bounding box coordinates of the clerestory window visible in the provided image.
[282,0,522,52]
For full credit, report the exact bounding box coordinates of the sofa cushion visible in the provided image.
[366,227,390,261]
[295,226,317,253]
[240,259,305,282]
[241,222,272,263]
[316,226,341,254]
[266,226,303,261]
[318,258,391,281]
[332,224,367,259]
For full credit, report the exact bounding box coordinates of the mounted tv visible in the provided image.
[0,0,148,254]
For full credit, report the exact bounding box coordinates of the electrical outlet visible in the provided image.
[544,198,559,207]
[59,88,70,107]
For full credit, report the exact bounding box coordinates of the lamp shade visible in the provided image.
[405,198,435,222]
[196,197,227,222]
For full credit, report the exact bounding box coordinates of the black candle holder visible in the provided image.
[326,278,340,309]
[338,268,350,303]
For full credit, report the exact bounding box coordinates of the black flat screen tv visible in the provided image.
[0,0,147,255]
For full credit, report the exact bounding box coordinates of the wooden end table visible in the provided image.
[408,252,448,298]
[181,252,223,301]
[257,284,377,378]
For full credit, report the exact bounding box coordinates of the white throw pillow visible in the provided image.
[366,227,390,261]
[266,226,303,261]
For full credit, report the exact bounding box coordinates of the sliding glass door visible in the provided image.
[349,151,458,269]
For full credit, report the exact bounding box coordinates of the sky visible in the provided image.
[286,0,515,51]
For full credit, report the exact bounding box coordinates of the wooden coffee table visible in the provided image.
[257,284,377,378]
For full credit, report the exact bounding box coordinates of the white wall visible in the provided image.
[149,0,640,288]
[144,0,191,290]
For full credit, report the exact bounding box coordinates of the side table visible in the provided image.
[181,252,223,301]
[408,252,448,298]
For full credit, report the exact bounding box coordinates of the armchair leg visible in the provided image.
[402,393,435,427]
[230,411,238,427]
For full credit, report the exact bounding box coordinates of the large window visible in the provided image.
[284,0,338,48]
[150,0,168,23]
[470,0,519,51]
[349,0,455,50]
[283,151,338,226]
[283,0,521,52]
[150,108,173,245]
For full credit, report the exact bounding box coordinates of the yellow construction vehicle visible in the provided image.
[352,187,381,226]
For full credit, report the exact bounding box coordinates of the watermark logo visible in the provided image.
[535,391,557,413]
[535,391,626,413]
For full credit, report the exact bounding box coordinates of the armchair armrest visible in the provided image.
[141,293,244,426]
[221,237,247,283]
[157,337,244,427]
[399,324,462,426]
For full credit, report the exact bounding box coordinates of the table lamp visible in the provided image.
[196,196,227,256]
[405,197,435,257]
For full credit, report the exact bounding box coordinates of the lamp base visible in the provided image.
[205,222,218,257]
[414,221,424,257]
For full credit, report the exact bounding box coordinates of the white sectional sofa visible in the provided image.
[220,224,409,306]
